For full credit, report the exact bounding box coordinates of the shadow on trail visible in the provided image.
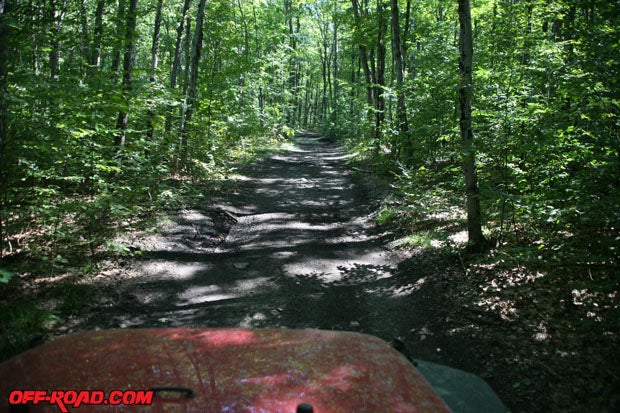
[85,131,461,363]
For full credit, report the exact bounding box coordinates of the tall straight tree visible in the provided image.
[165,0,190,135]
[146,0,164,141]
[351,0,374,116]
[48,0,66,79]
[374,0,387,143]
[0,0,7,252]
[458,0,486,250]
[115,0,139,147]
[179,0,206,165]
[89,0,105,67]
[390,0,408,137]
[0,0,6,148]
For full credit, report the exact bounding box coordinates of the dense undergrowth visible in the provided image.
[0,132,291,361]
[338,131,619,412]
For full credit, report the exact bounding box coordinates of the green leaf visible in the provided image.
[0,269,13,283]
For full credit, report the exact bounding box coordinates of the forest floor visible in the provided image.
[2,132,618,412]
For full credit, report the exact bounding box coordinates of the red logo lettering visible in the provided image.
[7,389,155,412]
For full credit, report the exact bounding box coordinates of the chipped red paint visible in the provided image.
[0,328,450,412]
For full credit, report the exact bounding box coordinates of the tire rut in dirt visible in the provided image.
[86,135,449,355]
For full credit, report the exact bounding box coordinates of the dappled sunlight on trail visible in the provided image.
[80,134,455,357]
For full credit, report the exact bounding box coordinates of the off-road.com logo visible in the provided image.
[9,389,154,412]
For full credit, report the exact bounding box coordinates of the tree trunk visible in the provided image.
[351,0,374,110]
[110,0,126,82]
[150,0,163,84]
[30,0,42,75]
[375,0,387,141]
[390,0,408,138]
[115,0,139,147]
[179,0,207,166]
[165,0,190,135]
[332,0,339,117]
[146,0,164,141]
[49,0,66,79]
[79,0,89,71]
[458,0,487,251]
[0,0,8,255]
[89,0,105,67]
[170,0,190,90]
[178,17,192,136]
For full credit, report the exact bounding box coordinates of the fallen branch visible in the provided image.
[351,166,372,174]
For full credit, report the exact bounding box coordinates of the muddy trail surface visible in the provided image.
[94,132,458,354]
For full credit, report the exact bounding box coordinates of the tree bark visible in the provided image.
[49,0,66,79]
[351,0,374,109]
[332,0,339,116]
[110,0,126,82]
[458,0,487,251]
[115,0,139,147]
[89,0,105,67]
[165,0,190,135]
[146,0,164,141]
[79,0,89,71]
[390,0,408,137]
[170,0,190,90]
[150,0,163,84]
[0,0,9,255]
[375,0,387,141]
[179,0,207,166]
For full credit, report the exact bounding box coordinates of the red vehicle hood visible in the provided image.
[0,328,450,412]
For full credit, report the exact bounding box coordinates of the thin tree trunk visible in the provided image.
[285,0,299,124]
[79,0,89,71]
[179,0,206,166]
[390,0,408,138]
[170,0,190,90]
[89,0,105,67]
[375,0,387,141]
[178,17,191,138]
[110,0,126,82]
[0,0,9,255]
[30,0,41,75]
[115,0,139,147]
[321,32,329,119]
[49,0,66,79]
[332,0,339,116]
[351,0,374,113]
[458,0,487,250]
[146,0,164,141]
[236,0,251,60]
[165,0,190,135]
[150,0,163,83]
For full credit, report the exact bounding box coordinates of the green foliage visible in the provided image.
[375,205,399,226]
[0,302,55,361]
[0,269,13,284]
[391,232,435,249]
[333,0,618,271]
[56,281,93,317]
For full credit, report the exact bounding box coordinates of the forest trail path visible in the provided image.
[86,131,461,363]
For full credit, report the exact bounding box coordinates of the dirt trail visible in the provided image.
[85,132,461,362]
[26,132,619,413]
